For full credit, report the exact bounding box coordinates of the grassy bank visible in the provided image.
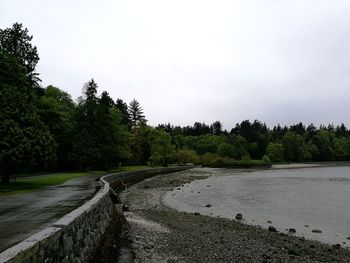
[0,165,150,197]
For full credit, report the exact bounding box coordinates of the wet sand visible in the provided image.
[164,167,350,246]
[120,168,350,262]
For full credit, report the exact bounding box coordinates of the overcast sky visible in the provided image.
[1,0,350,129]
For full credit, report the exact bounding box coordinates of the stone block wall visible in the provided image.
[0,166,194,263]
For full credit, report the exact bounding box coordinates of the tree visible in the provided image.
[194,134,225,155]
[312,129,335,161]
[94,91,130,169]
[128,99,146,129]
[36,85,75,169]
[177,149,198,164]
[333,137,349,161]
[266,143,284,163]
[149,129,175,166]
[71,79,99,169]
[281,131,305,162]
[231,135,249,159]
[0,50,55,182]
[72,81,131,170]
[211,121,223,135]
[115,98,131,129]
[130,126,152,165]
[0,23,41,90]
[217,143,235,158]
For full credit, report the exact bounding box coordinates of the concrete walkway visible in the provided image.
[0,175,101,253]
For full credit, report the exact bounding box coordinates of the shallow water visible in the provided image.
[163,167,350,246]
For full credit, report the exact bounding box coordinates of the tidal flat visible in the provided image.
[120,167,350,262]
[164,166,350,247]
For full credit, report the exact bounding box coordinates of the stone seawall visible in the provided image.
[0,166,194,263]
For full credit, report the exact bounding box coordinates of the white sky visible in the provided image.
[1,0,350,129]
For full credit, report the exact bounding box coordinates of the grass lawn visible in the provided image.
[0,165,150,197]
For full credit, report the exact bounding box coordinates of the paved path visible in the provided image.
[0,175,101,253]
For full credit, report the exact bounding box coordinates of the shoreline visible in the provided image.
[119,167,350,262]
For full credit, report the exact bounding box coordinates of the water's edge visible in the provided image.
[163,166,350,247]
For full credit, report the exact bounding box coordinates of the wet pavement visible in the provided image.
[0,175,101,253]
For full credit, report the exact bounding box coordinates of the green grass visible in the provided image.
[0,165,150,197]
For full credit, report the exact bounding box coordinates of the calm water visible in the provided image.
[164,167,350,246]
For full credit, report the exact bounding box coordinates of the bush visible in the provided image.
[262,155,271,164]
[200,153,220,166]
[177,149,199,164]
[203,157,271,168]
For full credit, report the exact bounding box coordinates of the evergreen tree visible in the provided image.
[115,98,131,129]
[0,23,41,91]
[0,50,55,182]
[71,79,99,169]
[211,121,223,135]
[128,99,146,129]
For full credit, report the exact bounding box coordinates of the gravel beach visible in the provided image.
[119,168,350,262]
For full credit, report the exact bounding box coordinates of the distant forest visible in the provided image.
[1,23,350,183]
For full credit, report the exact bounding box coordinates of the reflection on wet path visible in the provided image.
[0,175,100,252]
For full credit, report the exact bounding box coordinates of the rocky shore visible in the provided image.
[119,168,350,262]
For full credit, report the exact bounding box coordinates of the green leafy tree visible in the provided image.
[130,126,152,165]
[333,137,350,161]
[266,143,284,162]
[194,135,225,155]
[36,85,75,169]
[0,50,55,182]
[232,135,250,159]
[177,149,198,164]
[307,142,320,161]
[312,129,335,161]
[217,143,235,158]
[0,23,41,91]
[281,131,305,162]
[149,129,175,166]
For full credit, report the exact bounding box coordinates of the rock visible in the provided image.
[288,248,299,256]
[177,188,181,190]
[347,237,350,240]
[304,225,309,227]
[205,204,212,208]
[122,204,130,211]
[312,229,322,233]
[267,220,272,224]
[144,185,150,189]
[235,213,243,220]
[288,228,296,233]
[333,244,341,249]
[194,212,200,216]
[268,226,277,232]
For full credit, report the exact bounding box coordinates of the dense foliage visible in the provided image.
[1,23,350,182]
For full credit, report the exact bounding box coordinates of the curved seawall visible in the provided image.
[0,166,193,263]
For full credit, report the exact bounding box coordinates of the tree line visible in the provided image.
[156,120,350,164]
[1,23,350,182]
